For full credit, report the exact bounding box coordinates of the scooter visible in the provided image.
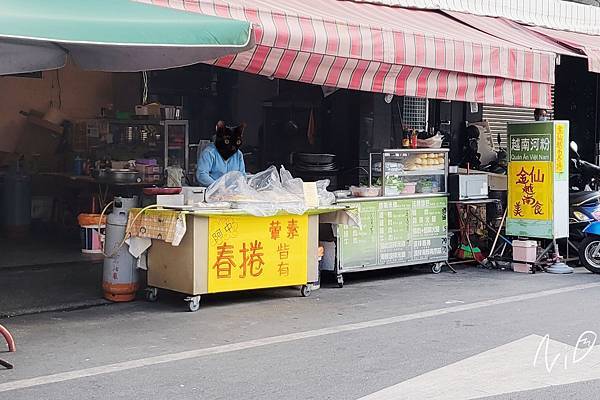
[570,141,600,273]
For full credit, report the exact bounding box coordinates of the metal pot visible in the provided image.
[105,169,141,183]
[293,153,336,165]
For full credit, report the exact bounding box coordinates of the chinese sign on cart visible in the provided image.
[207,215,308,292]
[507,121,569,239]
[337,197,447,269]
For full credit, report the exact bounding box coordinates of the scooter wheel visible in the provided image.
[579,236,600,274]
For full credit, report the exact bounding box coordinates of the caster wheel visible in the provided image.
[186,296,201,312]
[432,263,443,274]
[337,275,344,288]
[145,288,158,302]
[300,285,312,297]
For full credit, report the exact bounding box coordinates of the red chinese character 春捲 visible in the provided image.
[212,243,235,279]
[239,241,265,278]
[269,221,281,240]
[287,219,299,239]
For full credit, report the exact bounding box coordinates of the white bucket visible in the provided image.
[80,224,106,254]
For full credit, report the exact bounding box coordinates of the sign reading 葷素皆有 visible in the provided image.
[506,121,569,240]
[207,215,308,293]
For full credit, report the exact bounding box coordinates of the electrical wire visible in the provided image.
[142,71,148,104]
[55,70,62,109]
[98,201,162,258]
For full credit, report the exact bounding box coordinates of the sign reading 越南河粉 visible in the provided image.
[506,121,569,239]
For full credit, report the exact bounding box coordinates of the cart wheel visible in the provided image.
[432,263,443,274]
[186,296,201,312]
[300,285,312,297]
[145,288,158,302]
[336,274,344,288]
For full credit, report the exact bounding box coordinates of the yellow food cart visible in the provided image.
[133,207,349,311]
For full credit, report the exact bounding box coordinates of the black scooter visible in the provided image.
[569,142,600,272]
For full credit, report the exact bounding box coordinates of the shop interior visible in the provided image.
[0,60,549,275]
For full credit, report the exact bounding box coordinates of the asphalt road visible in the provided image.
[3,266,600,399]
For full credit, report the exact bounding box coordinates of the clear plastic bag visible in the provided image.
[280,166,304,197]
[205,169,306,216]
[205,171,254,203]
[281,166,335,206]
[247,165,280,191]
[316,179,336,206]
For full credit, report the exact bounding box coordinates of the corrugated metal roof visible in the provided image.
[347,0,600,36]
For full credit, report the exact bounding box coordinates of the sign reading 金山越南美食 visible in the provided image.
[508,161,552,221]
[207,215,308,293]
[506,121,569,239]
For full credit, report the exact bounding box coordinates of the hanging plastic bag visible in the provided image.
[316,179,336,206]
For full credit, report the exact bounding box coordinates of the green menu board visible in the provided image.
[337,197,448,270]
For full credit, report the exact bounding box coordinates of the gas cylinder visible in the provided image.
[1,160,31,238]
[102,196,139,302]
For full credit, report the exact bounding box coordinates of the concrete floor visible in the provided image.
[2,266,600,399]
[0,234,107,317]
[0,235,102,269]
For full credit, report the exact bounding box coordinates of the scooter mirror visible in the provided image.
[570,141,579,154]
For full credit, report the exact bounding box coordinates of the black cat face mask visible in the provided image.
[215,121,245,160]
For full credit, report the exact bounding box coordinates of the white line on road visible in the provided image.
[357,334,600,399]
[2,282,600,393]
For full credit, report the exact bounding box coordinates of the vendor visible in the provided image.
[196,120,246,187]
[534,108,549,121]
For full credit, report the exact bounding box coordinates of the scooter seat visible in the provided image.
[570,191,600,206]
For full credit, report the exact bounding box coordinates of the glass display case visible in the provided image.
[369,148,449,197]
[163,120,189,172]
[102,119,190,174]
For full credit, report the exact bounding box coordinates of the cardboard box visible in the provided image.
[181,187,206,205]
[136,164,162,175]
[136,164,163,183]
[512,240,537,273]
[145,174,162,183]
[156,194,184,207]
[488,172,507,191]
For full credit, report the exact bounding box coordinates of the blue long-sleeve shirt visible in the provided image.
[196,143,246,187]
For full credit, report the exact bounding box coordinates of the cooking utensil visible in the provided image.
[293,153,336,165]
[103,169,142,183]
[350,186,381,197]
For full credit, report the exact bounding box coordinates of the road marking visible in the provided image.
[358,333,600,399]
[2,282,600,393]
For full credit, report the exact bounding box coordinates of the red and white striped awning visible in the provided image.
[146,0,557,108]
[444,11,582,60]
[527,26,600,74]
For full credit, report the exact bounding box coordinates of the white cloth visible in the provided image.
[126,237,152,270]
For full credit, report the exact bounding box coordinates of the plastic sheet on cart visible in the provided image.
[205,168,307,217]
